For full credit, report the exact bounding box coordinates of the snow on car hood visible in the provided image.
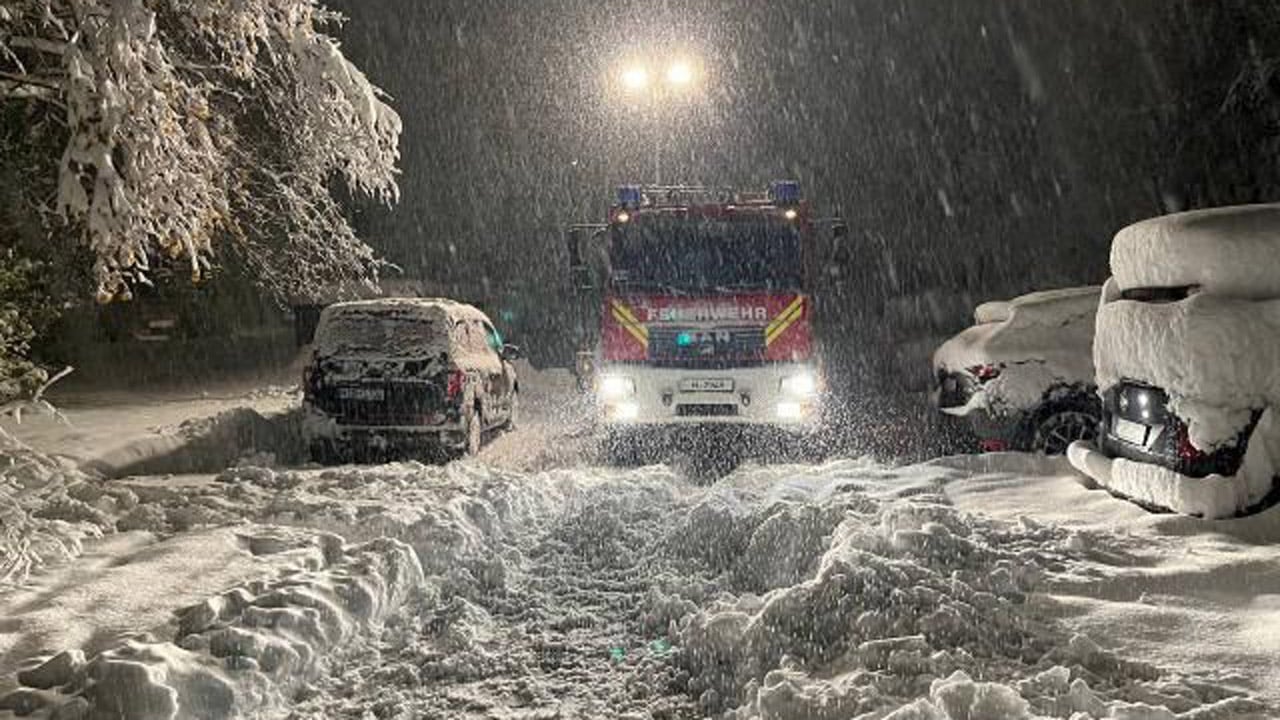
[933,286,1098,380]
[1095,289,1280,449]
[1111,203,1280,299]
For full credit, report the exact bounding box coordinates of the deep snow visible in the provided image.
[2,373,1279,718]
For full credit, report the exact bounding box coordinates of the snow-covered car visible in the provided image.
[932,286,1101,454]
[302,298,519,462]
[1069,204,1280,518]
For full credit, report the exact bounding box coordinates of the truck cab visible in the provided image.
[568,182,826,456]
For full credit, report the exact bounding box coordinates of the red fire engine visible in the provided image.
[568,182,830,454]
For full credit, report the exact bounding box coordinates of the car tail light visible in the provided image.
[967,364,1001,383]
[446,370,466,401]
[1175,425,1208,464]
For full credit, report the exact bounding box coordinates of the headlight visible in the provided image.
[780,371,818,397]
[598,375,636,400]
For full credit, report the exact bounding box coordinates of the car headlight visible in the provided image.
[780,370,818,397]
[598,375,636,400]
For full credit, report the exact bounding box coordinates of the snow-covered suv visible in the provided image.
[302,298,519,462]
[933,286,1101,454]
[1069,204,1280,518]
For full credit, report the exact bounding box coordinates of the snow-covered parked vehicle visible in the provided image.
[1069,204,1280,518]
[302,298,519,462]
[932,286,1101,454]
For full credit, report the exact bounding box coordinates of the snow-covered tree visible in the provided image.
[0,0,401,304]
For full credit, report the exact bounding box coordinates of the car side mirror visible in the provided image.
[501,343,523,361]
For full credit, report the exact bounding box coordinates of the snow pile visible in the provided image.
[1110,204,1280,299]
[3,529,423,719]
[934,286,1099,414]
[0,429,109,587]
[668,460,1268,718]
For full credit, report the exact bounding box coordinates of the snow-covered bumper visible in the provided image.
[594,363,822,432]
[933,372,1027,451]
[1067,439,1272,519]
[302,403,469,453]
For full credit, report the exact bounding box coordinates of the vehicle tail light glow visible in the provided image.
[446,370,466,401]
[968,364,1002,382]
[1175,425,1207,463]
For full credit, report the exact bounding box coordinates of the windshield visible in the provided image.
[315,308,443,358]
[608,215,803,293]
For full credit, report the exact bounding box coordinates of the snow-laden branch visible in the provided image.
[1,0,402,302]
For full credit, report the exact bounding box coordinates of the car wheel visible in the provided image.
[1032,404,1100,455]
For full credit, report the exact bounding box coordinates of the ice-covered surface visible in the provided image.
[1111,204,1280,299]
[934,286,1099,413]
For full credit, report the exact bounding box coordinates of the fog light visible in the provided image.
[777,401,804,420]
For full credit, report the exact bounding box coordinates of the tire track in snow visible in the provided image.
[286,468,709,719]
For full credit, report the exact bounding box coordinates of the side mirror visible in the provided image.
[501,343,524,361]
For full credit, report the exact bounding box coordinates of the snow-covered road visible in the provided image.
[2,371,1279,718]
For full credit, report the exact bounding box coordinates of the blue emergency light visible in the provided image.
[617,185,643,209]
[768,180,801,205]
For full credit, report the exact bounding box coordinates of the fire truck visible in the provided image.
[567,182,838,458]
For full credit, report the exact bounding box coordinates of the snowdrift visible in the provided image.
[3,530,422,719]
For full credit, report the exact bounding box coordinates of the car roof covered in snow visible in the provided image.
[320,297,492,324]
[1111,203,1280,298]
[973,285,1100,325]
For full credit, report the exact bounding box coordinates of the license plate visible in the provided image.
[338,386,385,402]
[679,378,734,393]
[1113,417,1148,446]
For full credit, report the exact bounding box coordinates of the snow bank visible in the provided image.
[1111,204,1280,299]
[87,406,304,478]
[667,460,1268,718]
[934,286,1098,413]
[4,529,423,719]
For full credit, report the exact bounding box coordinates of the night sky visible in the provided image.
[328,0,1279,379]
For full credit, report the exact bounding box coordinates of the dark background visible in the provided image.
[327,0,1280,396]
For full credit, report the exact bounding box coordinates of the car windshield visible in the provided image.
[315,308,443,358]
[608,215,803,293]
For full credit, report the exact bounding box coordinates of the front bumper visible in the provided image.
[595,364,822,431]
[302,404,467,450]
[933,383,1024,451]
